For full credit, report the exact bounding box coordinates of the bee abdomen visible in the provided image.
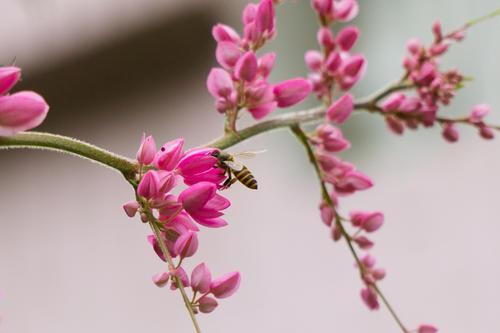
[233,167,258,190]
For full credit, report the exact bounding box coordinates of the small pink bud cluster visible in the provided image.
[125,135,240,313]
[153,263,241,314]
[0,66,49,137]
[359,254,385,310]
[307,0,364,102]
[381,21,494,142]
[207,0,312,121]
[441,104,495,142]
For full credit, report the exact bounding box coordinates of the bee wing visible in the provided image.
[232,150,267,159]
[223,160,244,171]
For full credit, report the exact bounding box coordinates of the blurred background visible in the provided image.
[1,0,500,332]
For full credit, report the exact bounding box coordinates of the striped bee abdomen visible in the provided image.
[233,166,258,190]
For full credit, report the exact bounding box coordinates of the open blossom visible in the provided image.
[191,263,212,294]
[210,271,241,299]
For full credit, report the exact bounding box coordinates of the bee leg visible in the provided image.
[221,170,233,190]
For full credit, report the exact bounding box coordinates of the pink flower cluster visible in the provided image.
[124,135,240,313]
[381,22,495,141]
[0,66,49,137]
[207,0,312,121]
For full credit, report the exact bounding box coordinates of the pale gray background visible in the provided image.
[1,0,499,332]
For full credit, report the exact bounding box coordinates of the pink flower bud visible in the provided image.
[212,24,240,43]
[333,0,359,22]
[354,236,374,249]
[0,91,49,137]
[342,54,365,77]
[432,21,443,41]
[147,234,166,261]
[136,133,156,165]
[470,104,491,123]
[248,102,277,120]
[385,116,405,135]
[191,263,212,294]
[350,211,384,232]
[442,122,459,143]
[418,324,438,333]
[198,296,218,314]
[171,267,190,290]
[152,272,170,288]
[317,27,336,50]
[326,93,354,124]
[255,0,275,38]
[216,42,241,69]
[336,26,359,51]
[316,123,350,152]
[174,231,199,258]
[325,52,342,73]
[210,271,241,299]
[372,268,386,281]
[406,38,422,54]
[154,138,184,171]
[320,202,334,226]
[305,50,323,72]
[361,254,376,268]
[382,93,405,112]
[331,225,342,241]
[235,51,258,82]
[207,68,235,99]
[479,125,495,140]
[137,171,160,199]
[0,66,21,95]
[360,287,379,310]
[273,78,312,108]
[312,0,333,17]
[258,52,276,78]
[123,201,140,218]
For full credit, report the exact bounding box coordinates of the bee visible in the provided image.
[212,150,265,190]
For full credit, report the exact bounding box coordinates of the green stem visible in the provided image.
[0,132,137,179]
[290,125,408,333]
[466,8,500,28]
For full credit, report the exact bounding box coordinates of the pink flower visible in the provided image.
[317,27,336,50]
[235,51,258,82]
[382,93,406,112]
[418,324,438,333]
[273,78,312,108]
[174,231,199,258]
[136,133,156,165]
[305,50,323,72]
[327,93,354,124]
[198,296,218,313]
[170,267,190,290]
[386,116,405,135]
[207,68,235,99]
[137,170,160,199]
[0,92,49,137]
[325,52,342,73]
[179,182,230,228]
[210,271,241,299]
[354,235,374,249]
[470,104,491,123]
[335,170,373,194]
[154,138,184,171]
[479,125,494,140]
[176,148,221,185]
[341,54,365,77]
[360,287,379,310]
[442,122,459,143]
[123,201,140,218]
[212,24,240,43]
[255,0,275,39]
[258,52,276,78]
[312,0,333,17]
[336,26,359,51]
[216,42,241,69]
[315,123,351,152]
[152,272,170,288]
[248,102,277,120]
[0,66,21,95]
[147,234,167,261]
[191,263,212,294]
[333,0,359,22]
[350,211,384,232]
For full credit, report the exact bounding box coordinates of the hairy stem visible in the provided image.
[0,132,137,179]
[290,125,408,333]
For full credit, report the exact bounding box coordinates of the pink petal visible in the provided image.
[273,78,312,108]
[210,271,241,299]
[191,263,212,294]
[0,66,21,95]
[179,182,217,213]
[0,91,49,137]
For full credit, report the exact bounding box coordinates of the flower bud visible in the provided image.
[0,66,21,95]
[255,0,275,38]
[317,27,335,50]
[137,171,160,199]
[198,296,218,314]
[123,201,140,218]
[312,0,333,17]
[319,202,334,226]
[326,93,353,124]
[0,91,49,137]
[333,0,359,22]
[372,268,386,281]
[305,50,323,72]
[442,122,459,143]
[273,78,312,108]
[361,254,376,268]
[216,42,241,69]
[152,272,170,288]
[243,3,258,24]
[191,263,212,294]
[136,133,156,165]
[418,324,438,333]
[207,68,235,99]
[479,125,495,140]
[325,52,342,73]
[258,52,276,78]
[406,38,422,54]
[170,267,190,290]
[385,116,405,135]
[470,104,491,123]
[210,271,241,299]
[336,26,359,51]
[154,138,184,171]
[350,211,384,232]
[360,287,379,310]
[212,24,240,43]
[382,93,405,112]
[235,51,258,82]
[342,54,365,77]
[174,231,199,258]
[248,102,276,120]
[354,236,374,249]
